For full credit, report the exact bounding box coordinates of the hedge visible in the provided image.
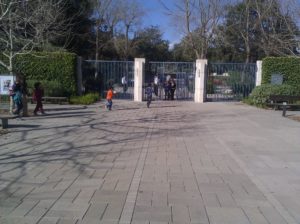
[69,93,100,105]
[262,57,300,87]
[245,84,300,107]
[0,52,77,96]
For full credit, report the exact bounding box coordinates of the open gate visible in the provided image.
[206,63,256,101]
[145,62,195,100]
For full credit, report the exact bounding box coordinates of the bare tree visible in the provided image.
[114,0,143,60]
[90,0,114,78]
[161,0,224,59]
[0,0,72,73]
[223,0,255,63]
[0,0,16,21]
[253,0,300,56]
[0,0,74,115]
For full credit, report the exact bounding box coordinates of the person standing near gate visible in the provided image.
[121,75,128,93]
[163,80,170,100]
[153,74,159,97]
[170,78,176,100]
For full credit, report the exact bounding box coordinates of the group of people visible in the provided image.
[9,74,45,116]
[105,74,177,110]
[153,74,177,100]
[163,77,176,101]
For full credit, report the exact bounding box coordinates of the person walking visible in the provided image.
[145,83,153,108]
[106,87,114,110]
[12,78,23,115]
[33,82,45,115]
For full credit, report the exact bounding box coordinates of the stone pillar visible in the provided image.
[77,56,83,96]
[134,58,145,102]
[194,59,207,103]
[256,60,262,86]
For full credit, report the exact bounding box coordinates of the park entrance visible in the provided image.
[206,63,256,101]
[82,60,134,100]
[145,62,195,100]
[81,59,259,103]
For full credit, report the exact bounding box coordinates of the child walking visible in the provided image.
[106,87,114,110]
[145,83,153,108]
[33,82,45,115]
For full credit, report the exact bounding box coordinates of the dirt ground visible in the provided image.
[288,115,300,122]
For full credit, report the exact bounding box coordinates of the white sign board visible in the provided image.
[0,75,14,95]
[271,73,283,85]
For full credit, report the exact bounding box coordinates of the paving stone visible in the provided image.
[26,199,55,219]
[202,193,220,207]
[101,203,123,222]
[45,202,90,219]
[91,190,127,204]
[259,206,288,224]
[152,192,168,207]
[171,205,190,223]
[0,216,39,224]
[57,218,78,224]
[82,202,107,220]
[136,191,152,206]
[38,216,59,224]
[242,207,269,224]
[188,205,209,224]
[206,206,251,224]
[216,192,236,207]
[7,199,39,217]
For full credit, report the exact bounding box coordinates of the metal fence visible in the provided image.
[206,63,256,101]
[82,60,134,100]
[144,61,195,100]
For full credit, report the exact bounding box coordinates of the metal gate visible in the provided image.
[82,60,134,99]
[145,62,195,100]
[206,63,256,101]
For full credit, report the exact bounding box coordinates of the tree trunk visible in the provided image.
[95,19,100,79]
[125,25,129,60]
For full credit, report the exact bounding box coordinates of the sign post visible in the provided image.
[0,75,15,114]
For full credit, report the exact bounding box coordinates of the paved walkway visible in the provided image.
[1,100,300,224]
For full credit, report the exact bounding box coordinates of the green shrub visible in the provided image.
[69,93,100,105]
[262,57,300,87]
[246,84,300,107]
[0,52,77,96]
[27,80,66,97]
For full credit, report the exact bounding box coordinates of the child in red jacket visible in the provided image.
[106,87,115,110]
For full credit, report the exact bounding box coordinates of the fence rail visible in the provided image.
[207,63,256,101]
[82,60,134,100]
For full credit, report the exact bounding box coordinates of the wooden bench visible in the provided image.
[42,97,68,104]
[29,97,68,104]
[268,95,300,116]
[0,114,18,129]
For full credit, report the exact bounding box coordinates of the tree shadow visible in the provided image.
[0,101,204,204]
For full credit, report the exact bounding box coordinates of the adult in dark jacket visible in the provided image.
[33,82,45,115]
[170,79,176,100]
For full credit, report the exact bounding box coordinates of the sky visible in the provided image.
[137,0,182,47]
